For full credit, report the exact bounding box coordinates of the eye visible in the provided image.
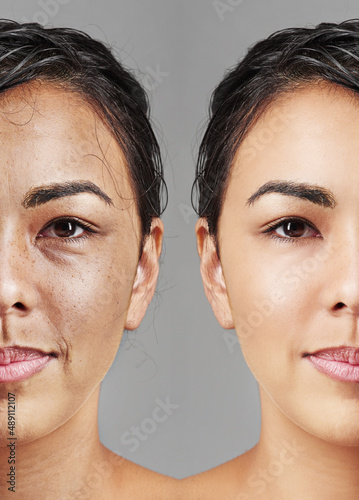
[37,217,97,243]
[262,217,321,242]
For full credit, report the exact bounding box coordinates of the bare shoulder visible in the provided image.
[181,449,256,500]
[100,447,256,499]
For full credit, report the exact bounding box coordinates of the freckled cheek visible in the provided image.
[47,278,131,388]
[69,275,133,327]
[45,263,136,349]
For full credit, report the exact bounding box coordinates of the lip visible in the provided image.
[305,346,359,383]
[0,347,55,383]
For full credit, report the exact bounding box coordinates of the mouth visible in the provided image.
[0,347,56,383]
[304,346,359,383]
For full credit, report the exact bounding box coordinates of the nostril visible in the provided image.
[334,302,346,310]
[13,302,26,311]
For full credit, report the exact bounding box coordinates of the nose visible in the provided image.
[320,232,359,317]
[0,236,38,317]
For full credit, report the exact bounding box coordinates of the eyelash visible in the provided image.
[36,217,97,245]
[262,217,321,244]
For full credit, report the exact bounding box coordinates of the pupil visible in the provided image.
[54,221,75,237]
[284,221,305,237]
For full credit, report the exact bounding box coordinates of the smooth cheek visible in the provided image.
[219,217,311,391]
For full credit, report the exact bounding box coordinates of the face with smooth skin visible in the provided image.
[197,83,359,446]
[0,82,162,443]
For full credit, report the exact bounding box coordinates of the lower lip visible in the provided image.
[307,355,359,383]
[0,356,53,383]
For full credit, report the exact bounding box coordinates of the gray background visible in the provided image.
[2,0,358,479]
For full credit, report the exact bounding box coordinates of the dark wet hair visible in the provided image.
[192,19,359,239]
[0,19,166,245]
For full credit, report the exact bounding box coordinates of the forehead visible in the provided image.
[229,83,359,195]
[0,81,108,143]
[0,81,134,206]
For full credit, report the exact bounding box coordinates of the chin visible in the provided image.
[0,421,42,446]
[316,429,359,447]
[0,397,74,448]
[297,414,359,447]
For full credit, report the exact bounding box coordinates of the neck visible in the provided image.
[246,389,359,499]
[0,387,118,500]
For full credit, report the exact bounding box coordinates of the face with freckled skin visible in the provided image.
[196,83,359,445]
[0,81,163,443]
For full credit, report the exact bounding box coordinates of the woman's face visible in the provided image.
[0,82,162,443]
[197,83,359,445]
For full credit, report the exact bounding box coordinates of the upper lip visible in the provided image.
[0,347,56,365]
[304,346,359,365]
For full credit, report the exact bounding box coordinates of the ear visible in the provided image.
[195,218,234,329]
[125,218,164,330]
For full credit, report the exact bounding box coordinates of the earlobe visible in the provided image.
[195,218,234,329]
[125,218,164,330]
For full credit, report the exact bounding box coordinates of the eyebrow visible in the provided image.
[245,180,337,209]
[22,180,114,209]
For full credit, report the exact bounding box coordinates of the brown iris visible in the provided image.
[53,221,77,237]
[283,220,306,237]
